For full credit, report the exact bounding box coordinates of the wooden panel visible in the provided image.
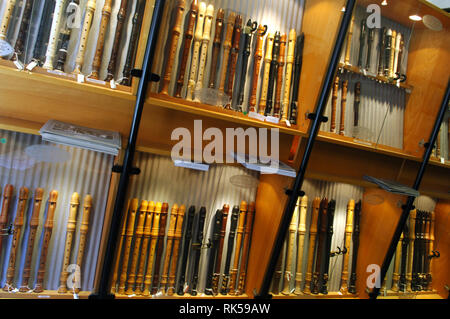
[297,0,347,133]
[245,173,293,297]
[403,26,450,156]
[432,200,450,298]
[356,188,405,298]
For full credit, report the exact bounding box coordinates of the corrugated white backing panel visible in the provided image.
[437,110,449,160]
[124,152,259,294]
[274,178,364,294]
[321,4,412,149]
[152,0,305,113]
[0,129,114,292]
[1,0,141,80]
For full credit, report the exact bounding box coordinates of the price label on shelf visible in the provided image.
[284,120,291,127]
[13,60,24,70]
[26,60,38,71]
[110,79,117,89]
[265,116,280,124]
[248,112,266,122]
[77,74,85,83]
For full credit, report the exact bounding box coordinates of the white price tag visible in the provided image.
[26,60,38,71]
[14,60,24,70]
[73,293,79,299]
[248,111,266,122]
[396,80,401,88]
[363,69,367,76]
[77,74,85,83]
[441,157,445,164]
[110,79,117,89]
[284,120,291,127]
[265,116,280,124]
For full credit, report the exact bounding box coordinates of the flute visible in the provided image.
[377,27,386,77]
[229,202,247,295]
[73,194,92,293]
[34,190,59,293]
[389,30,397,78]
[32,0,55,63]
[176,206,195,295]
[236,202,255,296]
[320,200,336,295]
[135,201,154,295]
[73,0,97,74]
[185,2,206,101]
[330,76,339,133]
[193,4,214,102]
[311,198,328,294]
[58,192,80,293]
[150,203,169,295]
[212,204,229,294]
[175,0,199,97]
[354,82,361,127]
[105,0,129,81]
[117,198,138,294]
[293,196,308,295]
[281,197,298,295]
[383,29,392,77]
[217,11,236,93]
[220,205,239,295]
[3,187,28,291]
[226,14,242,100]
[248,25,267,113]
[125,200,148,295]
[258,32,275,115]
[167,205,186,296]
[289,33,304,125]
[237,20,258,110]
[19,188,44,292]
[0,0,18,40]
[339,80,348,136]
[303,197,320,294]
[55,0,81,71]
[207,8,224,89]
[427,212,435,290]
[110,200,131,294]
[189,206,206,296]
[161,0,186,95]
[273,33,286,118]
[348,201,361,294]
[160,204,179,294]
[339,199,355,294]
[0,185,14,255]
[280,29,296,121]
[204,209,223,295]
[357,18,366,69]
[344,14,354,65]
[393,32,402,79]
[90,0,112,78]
[121,0,145,86]
[365,27,375,70]
[43,0,66,69]
[143,202,162,296]
[265,32,280,116]
[11,0,36,61]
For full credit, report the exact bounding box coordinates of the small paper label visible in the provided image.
[73,293,79,299]
[86,77,106,85]
[26,60,38,71]
[110,79,117,89]
[77,74,85,83]
[441,157,445,164]
[396,80,401,88]
[37,295,51,298]
[248,112,266,122]
[47,69,63,75]
[363,69,367,76]
[14,60,24,70]
[353,139,373,146]
[284,120,291,127]
[265,116,280,124]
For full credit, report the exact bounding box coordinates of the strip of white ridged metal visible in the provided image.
[151,0,305,114]
[0,129,113,293]
[320,4,411,149]
[0,0,142,80]
[122,151,259,295]
[274,179,364,294]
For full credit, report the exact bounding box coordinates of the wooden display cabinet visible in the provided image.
[0,0,448,299]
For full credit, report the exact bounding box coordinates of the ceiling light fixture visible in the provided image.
[409,15,423,21]
[381,0,387,6]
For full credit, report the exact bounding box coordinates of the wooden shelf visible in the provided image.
[272,292,359,299]
[146,93,304,137]
[338,63,414,92]
[377,290,442,299]
[0,290,90,299]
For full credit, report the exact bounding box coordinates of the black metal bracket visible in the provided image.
[130,69,143,78]
[307,112,328,123]
[0,224,14,236]
[112,165,141,175]
[284,188,305,197]
[401,204,415,210]
[428,250,440,259]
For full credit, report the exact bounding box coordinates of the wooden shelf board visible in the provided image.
[115,293,249,299]
[146,94,304,137]
[338,63,414,92]
[0,290,90,299]
[272,292,359,299]
[378,289,442,299]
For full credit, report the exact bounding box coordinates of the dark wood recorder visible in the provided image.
[208,8,224,89]
[0,185,14,255]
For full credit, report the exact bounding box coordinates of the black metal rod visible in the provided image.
[89,0,166,299]
[256,0,356,298]
[370,78,450,299]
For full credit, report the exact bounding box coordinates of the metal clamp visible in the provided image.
[284,188,305,197]
[112,165,141,175]
[429,250,440,259]
[330,246,347,257]
[0,224,14,236]
[306,112,328,123]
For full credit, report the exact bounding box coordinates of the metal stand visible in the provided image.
[255,0,356,299]
[369,79,450,299]
[89,0,166,299]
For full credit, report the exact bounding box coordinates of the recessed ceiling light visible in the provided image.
[381,0,388,6]
[409,15,423,21]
